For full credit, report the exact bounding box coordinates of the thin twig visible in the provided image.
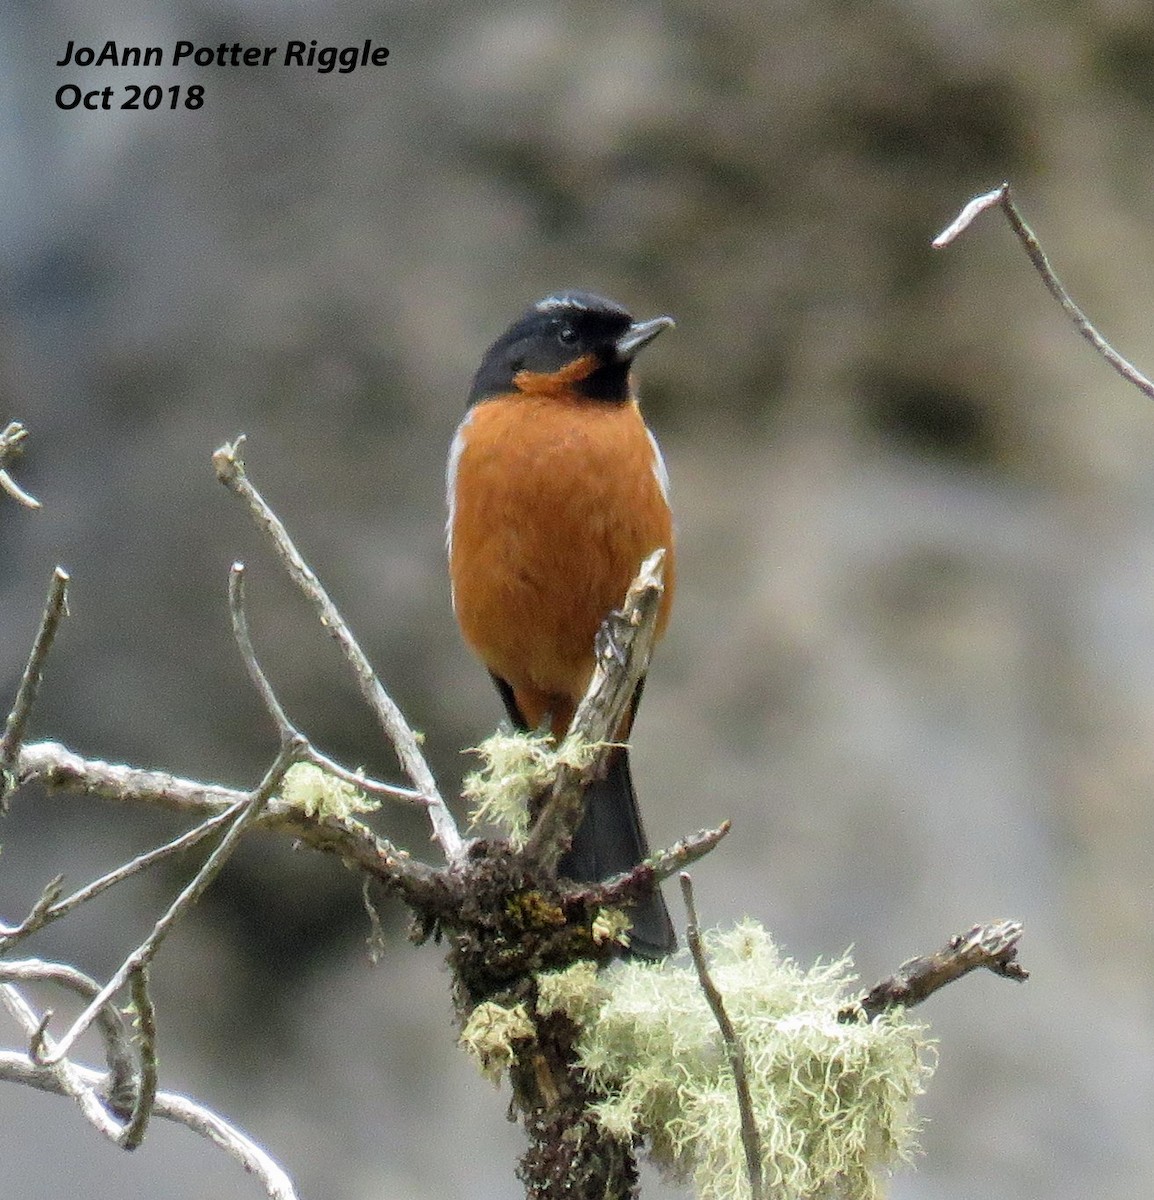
[229,562,422,803]
[679,873,764,1200]
[586,822,732,911]
[838,920,1028,1023]
[642,821,731,884]
[933,182,1154,400]
[35,749,290,1066]
[0,1052,299,1200]
[0,421,42,510]
[229,562,296,744]
[362,876,387,965]
[150,1084,299,1199]
[0,875,65,943]
[0,960,136,1111]
[305,747,424,803]
[120,965,157,1149]
[0,804,244,952]
[213,437,463,860]
[1,980,122,1138]
[0,567,69,809]
[524,550,666,873]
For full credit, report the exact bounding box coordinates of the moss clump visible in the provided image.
[537,920,934,1200]
[463,730,601,847]
[277,762,378,820]
[459,999,536,1083]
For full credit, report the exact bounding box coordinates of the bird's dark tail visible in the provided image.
[559,747,677,959]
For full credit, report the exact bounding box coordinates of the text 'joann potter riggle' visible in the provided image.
[56,39,390,74]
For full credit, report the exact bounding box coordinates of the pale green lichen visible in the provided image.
[536,960,605,1026]
[536,920,935,1200]
[463,730,602,847]
[459,999,536,1083]
[591,906,634,949]
[276,762,379,820]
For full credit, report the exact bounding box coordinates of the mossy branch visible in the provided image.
[1,432,1027,1200]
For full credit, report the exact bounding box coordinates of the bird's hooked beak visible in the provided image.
[615,315,675,361]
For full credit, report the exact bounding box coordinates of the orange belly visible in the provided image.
[449,392,674,734]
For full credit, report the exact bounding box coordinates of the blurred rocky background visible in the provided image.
[2,0,1153,1197]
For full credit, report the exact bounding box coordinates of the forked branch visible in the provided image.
[213,437,465,862]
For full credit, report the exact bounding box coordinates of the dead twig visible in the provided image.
[641,820,731,884]
[0,805,243,953]
[213,437,463,860]
[0,1051,298,1199]
[1,976,122,1139]
[228,562,421,803]
[0,421,42,509]
[585,822,731,914]
[229,561,298,746]
[680,873,764,1200]
[933,182,1154,401]
[839,920,1028,1023]
[0,568,69,810]
[120,965,157,1149]
[13,741,442,902]
[34,748,289,1066]
[523,549,666,873]
[0,960,136,1113]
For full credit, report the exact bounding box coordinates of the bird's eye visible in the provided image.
[557,326,578,345]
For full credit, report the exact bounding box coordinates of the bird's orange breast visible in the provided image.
[448,391,674,734]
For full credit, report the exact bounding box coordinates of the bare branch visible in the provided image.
[0,1052,299,1200]
[1,980,122,1139]
[0,875,65,944]
[35,751,288,1066]
[16,741,246,810]
[933,182,1154,401]
[930,184,1008,247]
[0,567,69,810]
[361,876,387,964]
[0,960,136,1113]
[213,437,463,861]
[524,549,666,873]
[120,965,157,1149]
[229,562,422,804]
[680,873,764,1200]
[151,1085,300,1199]
[229,562,296,745]
[584,822,732,913]
[839,920,1028,1023]
[0,421,42,509]
[644,820,731,884]
[303,748,424,803]
[15,741,443,902]
[0,806,243,953]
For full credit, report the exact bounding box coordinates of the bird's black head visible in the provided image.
[468,291,674,406]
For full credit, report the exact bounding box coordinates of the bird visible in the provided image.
[446,290,677,958]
